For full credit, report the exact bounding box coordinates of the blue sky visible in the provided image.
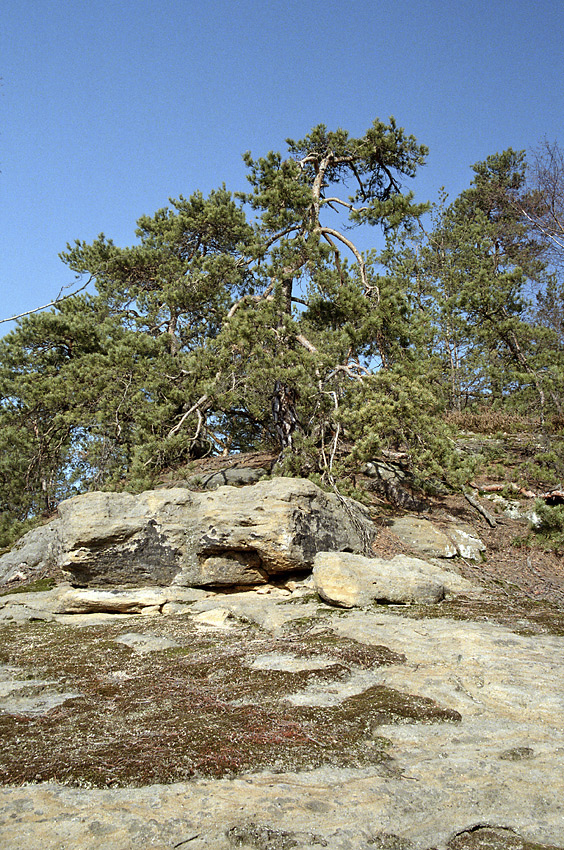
[2,0,563,332]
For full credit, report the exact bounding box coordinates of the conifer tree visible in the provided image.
[0,118,446,542]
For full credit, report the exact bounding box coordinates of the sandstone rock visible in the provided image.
[189,466,268,490]
[55,587,172,614]
[249,653,337,673]
[0,520,60,585]
[192,607,233,628]
[0,594,563,848]
[54,585,207,614]
[57,489,193,587]
[444,524,486,561]
[0,585,210,620]
[0,602,56,623]
[51,478,374,589]
[0,664,82,718]
[0,589,64,623]
[175,478,374,587]
[113,633,180,654]
[390,517,459,558]
[313,551,478,608]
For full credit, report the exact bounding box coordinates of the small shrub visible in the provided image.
[530,500,564,551]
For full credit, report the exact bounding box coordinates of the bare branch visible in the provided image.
[167,395,209,438]
[325,363,367,381]
[319,227,368,290]
[516,203,564,252]
[0,277,94,325]
[295,333,318,353]
[320,196,368,215]
[226,280,276,319]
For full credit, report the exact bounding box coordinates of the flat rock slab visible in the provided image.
[192,607,233,628]
[0,599,563,848]
[0,585,213,623]
[390,517,459,558]
[284,668,387,707]
[249,652,338,672]
[113,633,180,654]
[0,690,83,716]
[0,665,82,716]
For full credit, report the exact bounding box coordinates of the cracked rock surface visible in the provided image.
[0,584,563,850]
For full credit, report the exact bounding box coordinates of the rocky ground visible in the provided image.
[0,446,563,850]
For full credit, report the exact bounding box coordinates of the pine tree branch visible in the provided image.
[0,278,94,324]
[319,227,368,290]
[167,395,209,438]
[295,333,318,353]
[226,280,276,319]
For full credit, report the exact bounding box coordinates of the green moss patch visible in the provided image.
[0,616,457,787]
[0,577,57,596]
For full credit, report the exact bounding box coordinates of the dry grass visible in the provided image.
[444,407,539,435]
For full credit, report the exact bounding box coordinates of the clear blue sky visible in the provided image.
[2,0,563,333]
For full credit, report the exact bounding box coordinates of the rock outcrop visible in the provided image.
[390,516,486,561]
[0,478,375,589]
[0,588,562,850]
[0,519,61,585]
[313,551,478,607]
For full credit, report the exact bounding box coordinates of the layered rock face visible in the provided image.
[1,478,375,589]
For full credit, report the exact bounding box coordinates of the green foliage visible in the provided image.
[530,501,564,551]
[3,123,564,541]
[383,149,563,420]
[339,371,474,488]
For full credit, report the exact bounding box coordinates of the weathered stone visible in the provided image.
[313,551,449,607]
[0,686,82,716]
[54,587,171,614]
[113,633,180,654]
[0,589,64,623]
[390,517,458,558]
[0,596,563,848]
[249,652,339,673]
[0,585,210,620]
[190,466,268,490]
[175,478,374,587]
[444,524,486,561]
[192,607,233,628]
[485,493,542,527]
[0,520,60,585]
[52,478,375,589]
[57,489,192,587]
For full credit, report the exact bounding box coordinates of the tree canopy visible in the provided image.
[2,119,564,547]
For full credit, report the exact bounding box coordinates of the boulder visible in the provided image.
[313,551,477,608]
[174,478,374,588]
[0,520,61,585]
[390,517,459,558]
[0,478,375,590]
[57,489,194,587]
[444,524,486,561]
[187,466,268,490]
[389,516,486,561]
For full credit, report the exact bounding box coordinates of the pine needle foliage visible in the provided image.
[2,123,564,544]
